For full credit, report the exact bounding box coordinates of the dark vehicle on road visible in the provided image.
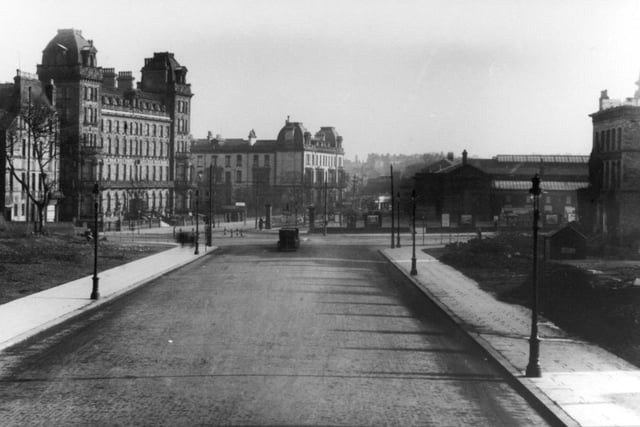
[278,227,300,251]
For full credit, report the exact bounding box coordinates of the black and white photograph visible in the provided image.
[1,0,640,425]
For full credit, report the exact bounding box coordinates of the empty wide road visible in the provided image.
[0,235,551,426]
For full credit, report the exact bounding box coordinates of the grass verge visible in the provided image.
[425,232,640,367]
[0,234,170,305]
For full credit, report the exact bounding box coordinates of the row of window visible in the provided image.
[101,119,170,138]
[84,106,98,125]
[197,154,273,168]
[177,100,189,114]
[101,96,164,113]
[503,194,573,205]
[83,86,99,102]
[9,172,45,194]
[100,163,169,183]
[100,190,168,216]
[83,133,98,147]
[305,152,342,168]
[102,137,168,158]
[177,118,189,134]
[10,138,55,159]
[595,127,622,152]
[311,168,338,185]
[177,140,189,153]
[223,154,270,168]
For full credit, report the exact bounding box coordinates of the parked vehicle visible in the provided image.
[278,227,300,251]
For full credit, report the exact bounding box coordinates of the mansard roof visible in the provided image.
[41,28,97,67]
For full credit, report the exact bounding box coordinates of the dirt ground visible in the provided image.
[425,233,640,368]
[0,234,170,305]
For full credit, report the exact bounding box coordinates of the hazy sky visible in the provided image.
[2,0,640,160]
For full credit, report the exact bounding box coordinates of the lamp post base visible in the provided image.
[90,276,100,300]
[525,362,542,378]
[410,258,417,275]
[525,335,542,377]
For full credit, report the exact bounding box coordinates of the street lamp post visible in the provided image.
[207,164,213,246]
[396,191,401,248]
[90,182,100,300]
[195,188,200,255]
[526,173,542,377]
[390,165,395,248]
[410,189,417,275]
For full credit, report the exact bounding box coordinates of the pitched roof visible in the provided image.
[435,155,588,180]
[492,180,589,191]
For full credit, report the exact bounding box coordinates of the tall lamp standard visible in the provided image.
[195,187,200,255]
[390,165,395,248]
[323,178,328,236]
[396,192,401,248]
[207,163,213,246]
[90,182,100,300]
[410,189,417,275]
[526,173,542,377]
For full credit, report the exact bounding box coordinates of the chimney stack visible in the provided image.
[103,68,116,89]
[117,71,134,91]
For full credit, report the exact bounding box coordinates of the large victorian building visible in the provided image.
[36,29,192,224]
[191,119,346,221]
[587,81,640,243]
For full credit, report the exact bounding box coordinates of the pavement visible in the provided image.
[381,246,640,427]
[0,244,211,353]
[1,230,640,426]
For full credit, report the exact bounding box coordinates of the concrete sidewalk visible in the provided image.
[0,245,210,353]
[382,246,640,427]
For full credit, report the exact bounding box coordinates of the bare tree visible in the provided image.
[5,102,59,233]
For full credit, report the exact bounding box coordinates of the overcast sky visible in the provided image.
[2,0,640,160]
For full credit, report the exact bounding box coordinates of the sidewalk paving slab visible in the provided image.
[0,245,211,353]
[381,246,640,427]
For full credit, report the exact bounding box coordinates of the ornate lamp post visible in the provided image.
[194,187,200,255]
[323,178,328,236]
[396,191,401,248]
[410,189,418,275]
[526,174,542,377]
[207,163,213,246]
[90,182,100,300]
[390,164,395,249]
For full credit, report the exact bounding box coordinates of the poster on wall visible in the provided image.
[441,213,450,228]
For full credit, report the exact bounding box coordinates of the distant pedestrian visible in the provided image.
[259,217,264,230]
[178,228,185,246]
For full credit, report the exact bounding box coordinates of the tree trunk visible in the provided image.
[36,203,45,234]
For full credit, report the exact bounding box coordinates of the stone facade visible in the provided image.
[0,71,60,223]
[36,29,192,224]
[588,84,640,243]
[190,119,346,220]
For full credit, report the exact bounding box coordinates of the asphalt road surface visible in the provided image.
[0,235,551,426]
